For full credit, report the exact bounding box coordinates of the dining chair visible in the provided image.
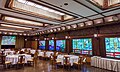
[73,56,84,69]
[16,55,25,69]
[0,55,11,69]
[63,56,71,70]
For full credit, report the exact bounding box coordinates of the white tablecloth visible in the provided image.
[46,52,54,57]
[6,54,32,64]
[38,51,54,57]
[38,52,44,56]
[30,50,35,54]
[91,56,120,72]
[5,51,15,55]
[56,55,79,66]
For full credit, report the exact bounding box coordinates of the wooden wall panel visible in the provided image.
[99,24,120,34]
[25,41,32,48]
[15,36,24,49]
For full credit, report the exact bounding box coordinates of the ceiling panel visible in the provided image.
[75,0,103,12]
[32,0,81,17]
[0,8,60,25]
[42,0,97,17]
[88,14,104,19]
[103,9,120,16]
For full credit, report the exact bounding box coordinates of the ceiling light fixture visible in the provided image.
[3,16,43,26]
[19,33,22,35]
[0,29,24,32]
[1,24,32,30]
[17,0,26,3]
[16,0,65,16]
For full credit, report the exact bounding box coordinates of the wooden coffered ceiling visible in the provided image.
[0,0,120,36]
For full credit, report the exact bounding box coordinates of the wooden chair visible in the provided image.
[50,54,61,69]
[27,57,34,66]
[63,56,71,70]
[42,51,48,60]
[55,57,61,69]
[16,55,25,69]
[83,56,87,65]
[73,56,84,69]
[0,55,11,69]
[50,53,54,65]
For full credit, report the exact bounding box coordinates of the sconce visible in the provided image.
[44,38,49,40]
[94,34,98,37]
[25,39,27,41]
[35,39,38,41]
[65,36,70,39]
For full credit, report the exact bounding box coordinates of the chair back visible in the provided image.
[18,55,25,63]
[0,55,6,64]
[6,52,11,55]
[50,53,54,60]
[43,51,46,57]
[78,56,84,64]
[63,56,70,64]
[83,57,87,63]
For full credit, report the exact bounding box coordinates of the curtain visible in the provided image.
[15,36,24,49]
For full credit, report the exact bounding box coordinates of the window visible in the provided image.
[49,40,54,51]
[39,41,45,50]
[72,38,92,55]
[56,40,66,52]
[105,37,120,58]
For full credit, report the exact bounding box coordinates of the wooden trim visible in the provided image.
[86,0,120,10]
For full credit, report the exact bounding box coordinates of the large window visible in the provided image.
[105,37,120,58]
[49,40,54,51]
[39,41,45,50]
[1,36,16,45]
[56,40,66,52]
[72,38,92,55]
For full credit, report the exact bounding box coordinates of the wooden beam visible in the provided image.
[103,0,109,9]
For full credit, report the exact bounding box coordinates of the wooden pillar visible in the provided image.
[46,40,49,50]
[61,16,64,21]
[92,37,100,56]
[99,37,106,57]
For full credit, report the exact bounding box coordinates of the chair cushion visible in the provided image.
[18,61,25,64]
[5,61,11,64]
[27,59,33,62]
[74,62,78,64]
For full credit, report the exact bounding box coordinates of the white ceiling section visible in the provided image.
[42,0,97,17]
[0,0,6,8]
[0,8,61,24]
[103,9,120,16]
[0,0,120,35]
